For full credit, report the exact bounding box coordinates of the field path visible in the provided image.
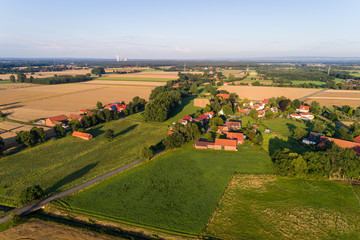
[299,88,327,100]
[0,153,157,224]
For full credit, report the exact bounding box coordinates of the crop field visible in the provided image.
[99,71,179,80]
[0,119,167,205]
[0,81,159,122]
[206,174,360,240]
[60,146,273,235]
[291,80,325,86]
[0,220,117,240]
[0,69,91,80]
[303,89,360,108]
[219,86,320,100]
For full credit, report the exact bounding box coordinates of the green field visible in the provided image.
[349,71,360,77]
[0,80,10,84]
[163,96,202,125]
[0,119,166,206]
[262,118,307,133]
[207,174,360,240]
[96,77,173,82]
[291,80,325,86]
[60,146,273,235]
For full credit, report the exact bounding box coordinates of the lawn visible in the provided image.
[163,96,202,125]
[0,80,10,84]
[96,77,171,82]
[262,118,307,133]
[0,119,167,206]
[206,174,360,240]
[60,146,273,235]
[291,80,325,86]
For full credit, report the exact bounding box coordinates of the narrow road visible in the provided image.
[299,88,327,100]
[0,157,149,224]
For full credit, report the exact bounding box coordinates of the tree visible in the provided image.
[0,136,4,155]
[313,121,326,133]
[329,112,338,121]
[249,109,258,120]
[292,99,301,109]
[9,74,15,83]
[54,124,65,137]
[293,127,307,140]
[30,127,47,143]
[0,111,4,118]
[19,185,43,204]
[16,131,36,147]
[265,110,274,119]
[189,83,198,95]
[91,67,105,77]
[17,73,27,83]
[342,105,351,113]
[141,146,153,160]
[222,104,233,116]
[278,99,291,111]
[310,101,321,114]
[210,116,223,126]
[291,156,308,176]
[105,129,115,141]
[97,101,103,109]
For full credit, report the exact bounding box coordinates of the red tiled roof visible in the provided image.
[72,131,93,140]
[227,132,243,140]
[198,114,208,119]
[322,136,360,154]
[214,139,237,148]
[299,105,310,111]
[216,94,230,99]
[290,113,301,117]
[183,115,192,121]
[354,135,360,143]
[48,115,68,122]
[68,114,81,120]
[168,130,174,135]
[79,109,90,113]
[204,112,215,116]
[300,112,313,116]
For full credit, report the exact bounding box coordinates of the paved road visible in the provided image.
[299,88,327,100]
[0,157,148,224]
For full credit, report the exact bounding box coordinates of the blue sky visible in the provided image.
[1,0,359,59]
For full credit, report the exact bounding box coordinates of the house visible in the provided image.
[217,126,229,133]
[258,110,265,118]
[290,113,301,119]
[238,107,251,114]
[216,94,230,99]
[198,114,209,122]
[297,105,310,113]
[226,132,244,144]
[243,101,254,107]
[223,82,229,86]
[261,99,270,104]
[204,112,215,119]
[72,131,93,140]
[173,83,180,88]
[302,132,324,145]
[253,103,265,110]
[68,114,82,121]
[178,119,188,125]
[168,130,175,135]
[300,112,314,120]
[270,107,278,113]
[194,139,214,149]
[45,115,68,126]
[105,103,127,112]
[264,129,272,133]
[183,115,193,122]
[208,139,237,151]
[319,136,360,155]
[354,135,360,143]
[194,117,206,125]
[225,121,241,130]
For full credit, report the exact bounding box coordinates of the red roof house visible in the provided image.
[45,115,68,126]
[297,105,310,113]
[68,114,82,121]
[216,94,230,99]
[354,135,360,143]
[225,121,241,130]
[320,136,360,155]
[208,139,237,151]
[183,115,193,121]
[217,126,229,133]
[226,132,244,144]
[72,131,93,140]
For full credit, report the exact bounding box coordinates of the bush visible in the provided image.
[141,147,154,160]
[54,124,65,137]
[19,185,43,204]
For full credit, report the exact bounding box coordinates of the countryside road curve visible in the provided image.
[0,156,150,224]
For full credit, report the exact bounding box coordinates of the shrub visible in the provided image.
[19,185,43,204]
[105,129,115,141]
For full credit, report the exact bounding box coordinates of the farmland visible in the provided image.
[97,71,203,82]
[219,85,320,100]
[0,119,167,205]
[0,69,91,81]
[60,146,273,235]
[0,220,118,240]
[206,174,360,240]
[304,89,360,108]
[0,81,161,122]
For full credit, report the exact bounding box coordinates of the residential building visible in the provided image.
[300,112,314,120]
[297,105,310,113]
[226,132,244,144]
[225,121,241,130]
[290,113,301,119]
[45,115,68,127]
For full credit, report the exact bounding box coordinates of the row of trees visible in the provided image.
[16,127,47,147]
[163,123,202,149]
[69,109,119,131]
[271,144,360,180]
[11,73,92,85]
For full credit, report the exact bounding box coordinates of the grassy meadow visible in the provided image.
[0,119,167,206]
[206,174,360,240]
[95,77,171,82]
[60,146,273,235]
[163,96,202,125]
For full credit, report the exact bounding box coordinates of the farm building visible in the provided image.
[72,131,93,140]
[226,132,244,144]
[297,105,310,113]
[45,115,68,126]
[194,139,214,149]
[302,132,324,145]
[68,114,82,121]
[354,135,360,143]
[225,121,241,131]
[216,93,230,99]
[217,126,229,133]
[105,103,127,112]
[319,136,360,155]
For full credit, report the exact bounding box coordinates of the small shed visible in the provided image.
[72,131,93,140]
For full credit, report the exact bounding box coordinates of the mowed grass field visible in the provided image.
[206,174,360,240]
[163,96,202,125]
[60,146,274,235]
[96,77,170,82]
[0,119,167,206]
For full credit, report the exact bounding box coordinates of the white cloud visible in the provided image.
[175,46,191,53]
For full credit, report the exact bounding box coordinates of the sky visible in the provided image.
[0,0,360,59]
